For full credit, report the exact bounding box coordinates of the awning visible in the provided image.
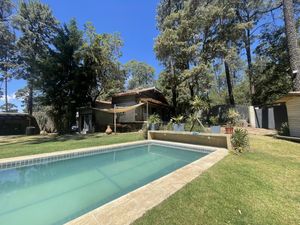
[93,103,145,114]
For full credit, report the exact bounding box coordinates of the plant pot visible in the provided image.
[150,123,159,131]
[105,125,113,135]
[210,125,221,133]
[225,127,234,134]
[173,123,185,132]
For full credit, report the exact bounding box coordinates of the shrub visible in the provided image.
[226,108,240,126]
[170,115,184,124]
[148,114,161,124]
[231,128,250,154]
[209,116,219,126]
[278,122,290,136]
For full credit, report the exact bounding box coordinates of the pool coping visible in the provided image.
[0,140,227,225]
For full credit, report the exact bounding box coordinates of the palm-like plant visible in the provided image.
[189,96,208,132]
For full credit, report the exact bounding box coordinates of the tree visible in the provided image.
[38,21,125,133]
[13,0,58,115]
[124,60,155,90]
[283,0,300,91]
[0,102,18,112]
[80,23,125,103]
[253,25,292,104]
[234,0,282,104]
[0,0,17,112]
[38,19,84,133]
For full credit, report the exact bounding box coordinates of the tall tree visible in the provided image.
[124,60,155,90]
[80,23,125,103]
[0,0,17,112]
[253,25,292,104]
[283,0,300,91]
[38,20,84,133]
[13,0,58,115]
[234,0,282,104]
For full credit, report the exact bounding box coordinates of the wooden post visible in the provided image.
[146,101,149,121]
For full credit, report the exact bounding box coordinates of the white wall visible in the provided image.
[286,97,300,137]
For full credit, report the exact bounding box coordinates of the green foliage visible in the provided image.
[170,115,184,124]
[209,116,219,126]
[13,0,58,114]
[38,19,83,133]
[80,23,125,101]
[226,108,240,126]
[0,103,18,112]
[231,128,250,154]
[124,60,155,90]
[278,122,290,136]
[148,114,161,124]
[253,26,293,105]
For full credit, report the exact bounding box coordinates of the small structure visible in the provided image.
[78,87,170,133]
[78,100,113,133]
[276,92,300,137]
[0,113,40,135]
[112,87,169,123]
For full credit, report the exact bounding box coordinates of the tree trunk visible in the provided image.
[4,75,8,112]
[283,0,300,91]
[28,83,33,115]
[244,29,255,102]
[170,59,177,115]
[224,60,235,106]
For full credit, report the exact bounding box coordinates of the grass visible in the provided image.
[0,132,143,159]
[133,135,300,225]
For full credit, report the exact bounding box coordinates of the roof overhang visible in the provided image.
[140,98,169,107]
[275,92,300,103]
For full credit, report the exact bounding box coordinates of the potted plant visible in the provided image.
[225,108,240,134]
[210,116,221,133]
[148,114,161,130]
[171,115,184,131]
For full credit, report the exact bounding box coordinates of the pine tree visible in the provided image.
[283,0,300,91]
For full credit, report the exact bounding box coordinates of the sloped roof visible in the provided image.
[113,87,161,97]
[275,92,300,103]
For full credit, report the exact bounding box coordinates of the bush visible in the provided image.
[226,108,240,126]
[278,122,290,136]
[148,114,161,124]
[231,128,250,154]
[209,116,219,126]
[170,115,184,124]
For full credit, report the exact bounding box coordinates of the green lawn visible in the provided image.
[1,133,299,224]
[133,135,300,225]
[0,132,143,159]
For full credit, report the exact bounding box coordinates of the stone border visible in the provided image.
[0,140,149,170]
[65,141,227,225]
[148,131,232,150]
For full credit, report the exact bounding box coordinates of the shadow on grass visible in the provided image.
[0,133,104,147]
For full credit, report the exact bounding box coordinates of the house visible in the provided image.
[276,92,300,137]
[78,87,170,133]
[112,87,170,123]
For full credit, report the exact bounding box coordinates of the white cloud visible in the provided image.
[0,92,17,102]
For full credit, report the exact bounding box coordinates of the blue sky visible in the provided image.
[2,0,162,111]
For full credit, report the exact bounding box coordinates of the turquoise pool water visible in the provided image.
[0,144,207,225]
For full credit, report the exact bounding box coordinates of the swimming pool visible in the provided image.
[0,142,211,225]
